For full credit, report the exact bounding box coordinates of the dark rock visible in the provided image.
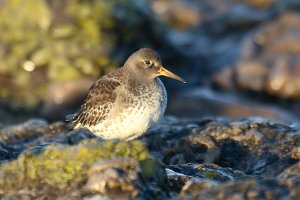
[215,12,300,100]
[166,168,193,193]
[178,180,288,200]
[0,138,155,199]
[166,163,252,198]
[1,117,300,199]
[84,158,140,198]
[0,119,100,162]
[277,162,300,200]
[151,0,202,29]
[84,158,168,199]
[168,163,252,182]
[144,117,300,198]
[179,179,216,198]
[167,87,300,123]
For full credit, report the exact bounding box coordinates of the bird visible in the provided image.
[67,48,186,140]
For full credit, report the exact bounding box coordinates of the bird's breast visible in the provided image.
[124,79,167,136]
[125,78,167,126]
[91,78,167,140]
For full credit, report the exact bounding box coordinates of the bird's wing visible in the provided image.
[70,78,121,127]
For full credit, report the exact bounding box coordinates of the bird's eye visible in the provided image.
[145,60,151,65]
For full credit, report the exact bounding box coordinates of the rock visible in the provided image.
[0,139,152,199]
[0,119,66,162]
[215,12,300,100]
[178,180,287,200]
[3,0,300,199]
[84,158,167,199]
[144,116,300,198]
[167,87,300,122]
[196,119,299,176]
[1,117,300,199]
[41,78,95,121]
[175,163,253,198]
[234,61,269,92]
[179,179,216,198]
[166,168,193,192]
[84,158,140,198]
[1,119,50,141]
[277,162,300,200]
[150,0,300,123]
[166,163,252,195]
[151,0,202,29]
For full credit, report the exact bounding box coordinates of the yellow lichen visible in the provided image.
[0,139,151,193]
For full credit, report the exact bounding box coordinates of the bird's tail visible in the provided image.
[65,113,76,122]
[65,113,77,132]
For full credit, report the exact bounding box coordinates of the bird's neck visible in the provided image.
[123,66,156,85]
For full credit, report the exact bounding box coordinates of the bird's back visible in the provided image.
[69,68,125,129]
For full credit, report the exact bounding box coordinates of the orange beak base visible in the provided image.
[158,66,186,83]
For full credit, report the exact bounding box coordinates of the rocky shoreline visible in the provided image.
[0,117,299,199]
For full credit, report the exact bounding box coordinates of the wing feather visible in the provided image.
[70,78,121,127]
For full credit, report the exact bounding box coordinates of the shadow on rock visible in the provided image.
[1,116,300,199]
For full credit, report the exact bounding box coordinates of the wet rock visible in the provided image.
[166,163,252,195]
[0,119,93,162]
[151,0,300,77]
[215,13,300,100]
[0,119,67,162]
[151,0,202,29]
[0,139,151,199]
[1,119,51,142]
[167,87,300,122]
[143,117,218,165]
[84,158,140,198]
[277,162,300,200]
[166,168,193,192]
[84,158,167,199]
[243,0,274,9]
[233,61,269,92]
[152,0,276,31]
[196,119,299,176]
[179,179,216,198]
[175,163,255,198]
[145,117,300,175]
[166,163,251,198]
[154,0,300,123]
[1,117,300,199]
[178,180,287,200]
[144,116,300,199]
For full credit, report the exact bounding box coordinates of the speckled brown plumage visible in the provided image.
[67,48,185,140]
[70,70,122,127]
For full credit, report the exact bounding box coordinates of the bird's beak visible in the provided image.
[158,66,186,83]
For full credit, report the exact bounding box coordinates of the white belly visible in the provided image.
[89,78,167,140]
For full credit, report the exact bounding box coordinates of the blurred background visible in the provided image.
[1,0,300,126]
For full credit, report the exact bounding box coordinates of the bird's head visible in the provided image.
[124,48,186,83]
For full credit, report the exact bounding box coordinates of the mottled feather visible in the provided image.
[66,48,184,140]
[70,76,121,128]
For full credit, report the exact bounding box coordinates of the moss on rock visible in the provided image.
[0,139,150,193]
[202,170,221,179]
[0,0,150,107]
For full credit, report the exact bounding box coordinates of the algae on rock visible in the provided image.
[0,0,144,107]
[0,139,150,193]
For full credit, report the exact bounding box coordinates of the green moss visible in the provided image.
[0,0,145,107]
[233,171,253,181]
[139,158,167,188]
[0,139,150,193]
[203,170,222,179]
